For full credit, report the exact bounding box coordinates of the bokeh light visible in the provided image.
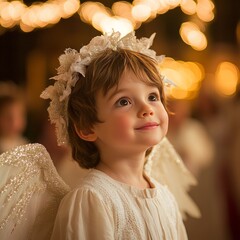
[214,62,239,97]
[160,57,205,99]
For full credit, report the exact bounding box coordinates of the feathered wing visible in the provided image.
[145,137,201,220]
[0,143,70,240]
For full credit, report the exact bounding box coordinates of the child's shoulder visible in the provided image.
[63,169,117,198]
[79,168,117,189]
[58,169,120,212]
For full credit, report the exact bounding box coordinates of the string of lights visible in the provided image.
[0,0,214,50]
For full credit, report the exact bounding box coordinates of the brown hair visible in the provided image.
[67,48,167,169]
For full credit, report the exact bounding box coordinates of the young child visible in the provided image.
[0,82,28,154]
[0,32,198,240]
[45,32,188,239]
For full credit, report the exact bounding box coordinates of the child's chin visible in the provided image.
[149,136,164,146]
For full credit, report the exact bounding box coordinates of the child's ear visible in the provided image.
[74,125,97,142]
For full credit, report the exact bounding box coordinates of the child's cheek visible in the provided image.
[112,115,132,137]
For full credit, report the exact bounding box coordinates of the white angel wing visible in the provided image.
[145,137,201,219]
[0,143,70,240]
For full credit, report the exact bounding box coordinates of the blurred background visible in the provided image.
[0,0,239,239]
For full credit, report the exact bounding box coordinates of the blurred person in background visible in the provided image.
[167,98,229,240]
[167,98,214,176]
[0,81,28,154]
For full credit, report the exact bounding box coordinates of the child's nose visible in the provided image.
[137,103,154,118]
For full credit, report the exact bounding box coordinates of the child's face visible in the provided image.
[92,69,168,155]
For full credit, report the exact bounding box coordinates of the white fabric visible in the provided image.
[51,169,188,240]
[145,137,201,219]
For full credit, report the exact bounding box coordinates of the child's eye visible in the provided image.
[148,93,159,101]
[116,98,131,107]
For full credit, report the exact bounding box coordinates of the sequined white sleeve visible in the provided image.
[0,144,70,240]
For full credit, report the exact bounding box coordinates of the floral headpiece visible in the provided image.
[41,31,172,146]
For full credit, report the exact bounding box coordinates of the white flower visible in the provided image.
[57,48,79,75]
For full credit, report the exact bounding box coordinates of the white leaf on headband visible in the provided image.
[71,57,90,78]
[40,85,55,100]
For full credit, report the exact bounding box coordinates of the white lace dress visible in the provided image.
[51,169,188,240]
[0,139,198,240]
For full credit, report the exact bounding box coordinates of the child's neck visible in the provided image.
[95,152,151,189]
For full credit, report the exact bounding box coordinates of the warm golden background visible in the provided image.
[0,0,239,239]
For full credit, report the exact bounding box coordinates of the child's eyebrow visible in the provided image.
[106,88,128,101]
[106,85,159,101]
